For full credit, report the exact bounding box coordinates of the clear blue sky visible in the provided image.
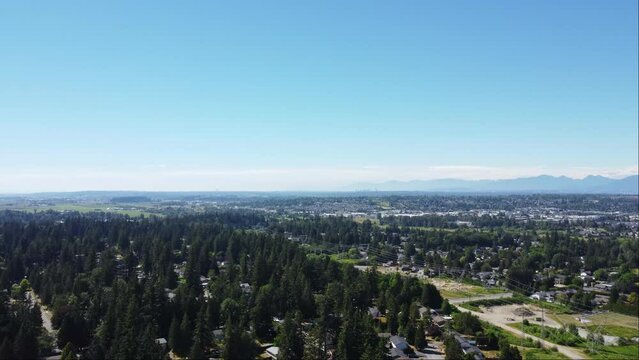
[1,0,637,191]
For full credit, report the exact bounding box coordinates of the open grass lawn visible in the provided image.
[480,321,568,359]
[521,347,569,360]
[328,255,361,265]
[589,325,639,339]
[586,345,639,360]
[430,276,505,299]
[508,322,639,359]
[507,322,585,347]
[2,203,160,217]
[460,294,530,312]
[553,312,638,331]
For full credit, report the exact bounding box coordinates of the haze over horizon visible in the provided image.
[1,0,637,192]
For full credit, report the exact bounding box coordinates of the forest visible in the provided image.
[0,211,460,359]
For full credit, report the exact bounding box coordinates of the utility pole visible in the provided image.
[521,308,525,347]
[541,300,546,339]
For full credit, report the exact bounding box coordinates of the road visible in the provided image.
[462,307,589,360]
[28,290,55,333]
[448,292,514,304]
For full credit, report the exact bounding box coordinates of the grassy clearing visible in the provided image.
[521,347,569,360]
[552,312,638,330]
[328,255,362,265]
[480,321,569,359]
[459,303,483,312]
[459,294,529,313]
[508,322,639,359]
[586,345,639,360]
[430,276,505,299]
[507,323,585,347]
[3,203,159,217]
[588,325,638,339]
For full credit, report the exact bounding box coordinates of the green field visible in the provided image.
[329,254,362,265]
[459,294,529,312]
[480,321,570,360]
[430,276,506,299]
[588,325,639,339]
[521,347,569,360]
[509,322,639,359]
[586,345,639,360]
[1,202,159,217]
[552,312,638,331]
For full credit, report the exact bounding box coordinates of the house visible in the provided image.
[154,338,167,351]
[555,275,568,285]
[389,335,410,352]
[454,334,485,360]
[240,282,252,294]
[431,314,452,327]
[164,288,176,301]
[213,329,224,341]
[265,346,279,359]
[594,283,613,292]
[425,323,442,337]
[368,306,382,318]
[530,291,555,302]
[389,336,412,359]
[389,347,409,359]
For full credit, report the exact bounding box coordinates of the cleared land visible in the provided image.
[521,347,570,360]
[0,202,158,217]
[552,312,638,331]
[428,277,506,299]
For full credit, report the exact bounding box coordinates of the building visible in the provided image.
[265,346,279,359]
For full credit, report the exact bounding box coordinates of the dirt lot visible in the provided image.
[478,304,563,329]
[362,266,503,299]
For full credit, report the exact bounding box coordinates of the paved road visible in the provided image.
[28,290,55,333]
[448,292,514,304]
[462,308,589,360]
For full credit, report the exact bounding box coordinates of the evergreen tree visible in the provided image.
[421,283,443,309]
[414,321,427,349]
[176,313,192,355]
[0,338,14,360]
[60,342,76,360]
[253,284,275,340]
[444,335,463,360]
[190,306,210,358]
[13,323,39,360]
[276,311,304,360]
[168,315,180,353]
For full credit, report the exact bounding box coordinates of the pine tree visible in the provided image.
[60,342,76,360]
[190,306,210,358]
[0,338,14,360]
[414,321,427,349]
[168,315,180,353]
[188,339,205,360]
[179,312,193,351]
[444,334,463,360]
[252,285,274,340]
[13,323,39,360]
[276,311,304,360]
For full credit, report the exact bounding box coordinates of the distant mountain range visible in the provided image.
[349,175,639,194]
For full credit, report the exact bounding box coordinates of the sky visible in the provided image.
[1,0,637,192]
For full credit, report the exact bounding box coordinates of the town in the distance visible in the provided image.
[0,190,637,360]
